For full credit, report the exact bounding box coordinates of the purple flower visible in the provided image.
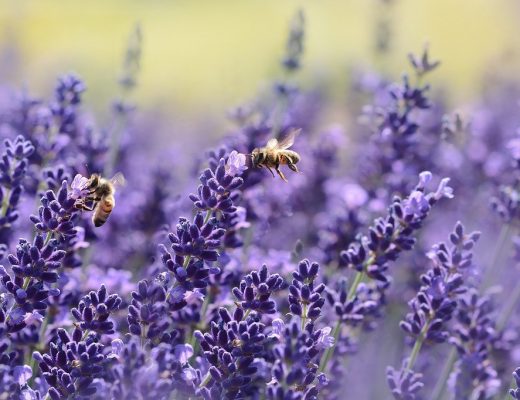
[270,318,285,340]
[183,290,204,305]
[316,327,335,349]
[23,311,44,326]
[69,173,90,200]
[434,177,454,200]
[225,150,248,176]
[342,183,368,209]
[417,171,432,188]
[174,344,194,364]
[111,338,124,357]
[13,365,32,385]
[403,190,430,215]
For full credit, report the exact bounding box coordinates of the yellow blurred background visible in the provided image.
[0,0,518,122]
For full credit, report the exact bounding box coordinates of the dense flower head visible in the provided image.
[195,307,267,399]
[190,156,244,215]
[0,135,35,240]
[386,360,424,400]
[268,320,327,400]
[448,289,500,399]
[341,172,454,283]
[127,279,168,340]
[0,234,64,333]
[288,260,326,323]
[399,222,480,344]
[232,264,285,314]
[51,74,86,137]
[30,180,79,238]
[71,284,122,335]
[33,327,106,399]
[511,368,520,399]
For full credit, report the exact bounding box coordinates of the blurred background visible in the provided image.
[0,0,519,134]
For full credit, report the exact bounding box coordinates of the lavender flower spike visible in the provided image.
[511,368,520,399]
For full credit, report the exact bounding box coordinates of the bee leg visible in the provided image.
[287,162,299,173]
[265,166,276,178]
[275,166,288,182]
[74,201,95,212]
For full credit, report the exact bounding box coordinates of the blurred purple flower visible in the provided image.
[317,327,335,349]
[23,311,44,326]
[13,365,32,385]
[183,290,204,305]
[174,344,194,364]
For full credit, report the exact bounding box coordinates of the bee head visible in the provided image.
[88,174,100,189]
[251,149,263,167]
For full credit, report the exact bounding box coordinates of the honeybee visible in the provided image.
[251,129,301,182]
[74,173,126,227]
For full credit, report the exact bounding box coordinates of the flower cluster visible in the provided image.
[387,221,481,399]
[0,136,35,243]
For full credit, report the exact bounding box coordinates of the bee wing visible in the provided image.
[266,138,279,150]
[110,172,126,188]
[277,128,301,149]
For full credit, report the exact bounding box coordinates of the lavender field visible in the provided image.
[1,1,520,399]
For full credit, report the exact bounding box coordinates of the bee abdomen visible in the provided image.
[93,215,108,227]
[285,150,300,163]
[93,197,114,227]
[101,199,114,212]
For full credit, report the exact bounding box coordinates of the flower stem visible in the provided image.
[1,188,10,217]
[496,280,520,331]
[406,319,431,371]
[43,231,53,246]
[203,209,212,225]
[481,224,511,289]
[301,303,307,330]
[502,376,515,400]
[200,372,211,388]
[430,347,457,400]
[347,270,365,299]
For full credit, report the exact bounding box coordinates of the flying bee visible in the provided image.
[250,128,301,182]
[74,173,126,227]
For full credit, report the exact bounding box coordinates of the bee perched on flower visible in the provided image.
[70,173,125,227]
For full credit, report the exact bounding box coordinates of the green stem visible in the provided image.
[188,291,212,361]
[430,348,457,400]
[1,188,10,217]
[481,224,511,289]
[105,109,126,178]
[301,303,307,330]
[502,376,515,400]
[43,231,53,246]
[81,329,90,341]
[140,325,147,349]
[406,319,431,371]
[200,372,211,388]
[347,270,365,299]
[496,281,520,331]
[27,314,50,385]
[203,209,212,225]
[318,270,366,373]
